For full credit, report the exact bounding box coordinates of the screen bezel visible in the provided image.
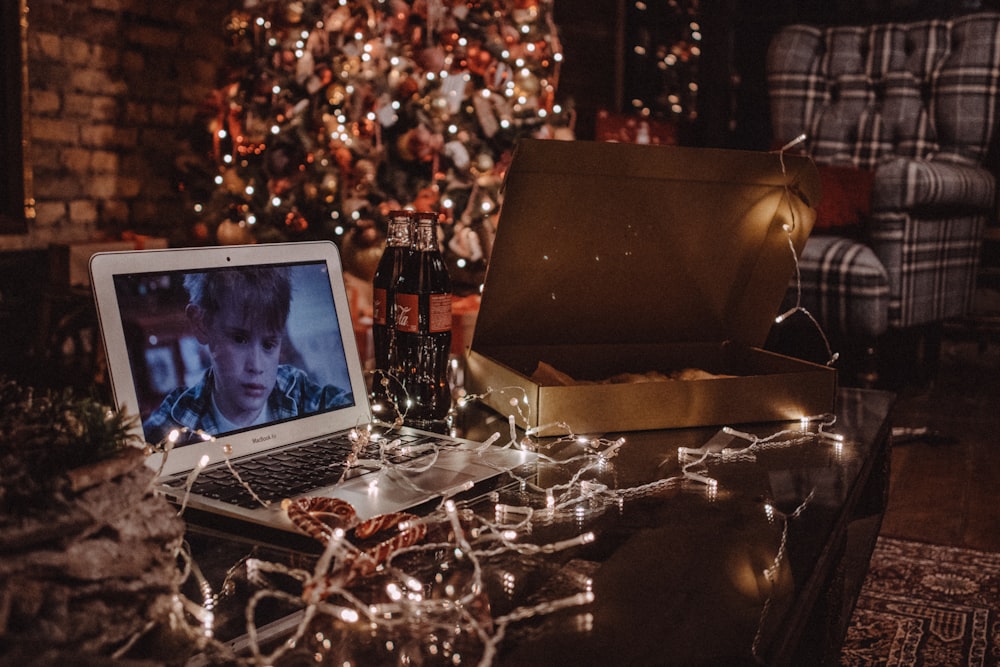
[90,241,372,475]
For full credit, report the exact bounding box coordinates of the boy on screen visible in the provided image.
[143,266,353,445]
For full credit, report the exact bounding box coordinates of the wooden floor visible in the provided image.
[879,334,1000,553]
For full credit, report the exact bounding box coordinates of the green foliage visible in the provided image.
[0,377,142,516]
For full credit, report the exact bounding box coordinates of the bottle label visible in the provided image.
[393,293,452,333]
[373,287,388,325]
[395,293,419,333]
[429,293,452,333]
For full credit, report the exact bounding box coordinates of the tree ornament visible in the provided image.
[341,220,386,281]
[320,172,340,202]
[512,0,540,24]
[412,184,441,211]
[418,46,448,73]
[217,219,255,245]
[352,158,378,193]
[397,74,420,99]
[192,221,210,242]
[397,125,444,163]
[439,28,462,52]
[283,0,306,24]
[466,43,494,77]
[514,70,541,97]
[220,168,246,194]
[326,82,348,106]
[285,210,309,232]
[473,152,495,175]
[223,11,252,46]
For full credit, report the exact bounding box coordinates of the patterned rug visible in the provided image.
[840,536,1000,667]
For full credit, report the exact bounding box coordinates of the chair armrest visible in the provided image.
[873,158,995,212]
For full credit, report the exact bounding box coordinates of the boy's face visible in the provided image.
[192,299,283,425]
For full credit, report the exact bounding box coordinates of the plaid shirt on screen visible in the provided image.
[142,364,353,446]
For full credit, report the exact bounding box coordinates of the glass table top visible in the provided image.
[168,387,893,667]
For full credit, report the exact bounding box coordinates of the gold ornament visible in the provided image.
[222,11,251,44]
[220,168,246,194]
[320,172,339,202]
[472,152,495,175]
[514,71,541,97]
[284,1,305,24]
[326,82,347,106]
[324,5,352,32]
[354,159,377,184]
[341,226,385,282]
[216,219,255,245]
[512,0,541,23]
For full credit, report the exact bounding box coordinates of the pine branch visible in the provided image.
[0,377,142,518]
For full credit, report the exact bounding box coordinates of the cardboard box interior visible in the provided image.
[465,139,836,435]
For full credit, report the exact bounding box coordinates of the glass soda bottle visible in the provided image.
[371,210,413,415]
[392,211,453,423]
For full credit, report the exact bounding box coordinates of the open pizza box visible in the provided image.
[464,139,836,436]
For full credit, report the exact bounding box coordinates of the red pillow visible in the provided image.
[813,165,874,232]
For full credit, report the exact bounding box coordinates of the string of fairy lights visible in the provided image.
[132,138,843,665]
[145,390,846,666]
[774,132,839,367]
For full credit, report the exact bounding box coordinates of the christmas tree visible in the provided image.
[177,0,573,294]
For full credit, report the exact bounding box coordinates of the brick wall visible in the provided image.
[20,0,238,247]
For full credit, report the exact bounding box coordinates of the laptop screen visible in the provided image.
[90,242,377,476]
[111,260,356,447]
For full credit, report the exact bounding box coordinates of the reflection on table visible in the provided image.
[167,387,892,667]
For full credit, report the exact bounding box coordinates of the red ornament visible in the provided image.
[192,221,210,242]
[411,185,440,212]
[439,29,461,52]
[285,210,309,232]
[397,75,419,99]
[332,146,353,173]
[397,125,444,163]
[419,46,446,72]
[466,44,493,77]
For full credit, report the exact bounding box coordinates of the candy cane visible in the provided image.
[354,511,417,539]
[349,519,428,579]
[284,496,358,542]
[286,499,430,589]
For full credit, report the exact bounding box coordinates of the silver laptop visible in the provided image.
[89,240,532,533]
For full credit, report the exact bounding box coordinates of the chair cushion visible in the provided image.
[796,235,890,338]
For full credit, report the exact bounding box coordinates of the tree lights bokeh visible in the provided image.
[177,0,574,293]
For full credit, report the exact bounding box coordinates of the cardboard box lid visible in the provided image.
[473,140,820,350]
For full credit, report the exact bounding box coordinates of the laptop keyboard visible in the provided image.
[164,431,463,509]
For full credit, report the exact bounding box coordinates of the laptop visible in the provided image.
[89,240,533,533]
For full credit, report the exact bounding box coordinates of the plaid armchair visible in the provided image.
[767,12,1000,380]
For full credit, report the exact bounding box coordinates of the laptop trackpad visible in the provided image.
[330,464,484,520]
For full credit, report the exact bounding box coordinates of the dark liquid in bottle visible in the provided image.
[392,214,452,423]
[393,328,452,422]
[373,228,411,368]
[371,212,412,414]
